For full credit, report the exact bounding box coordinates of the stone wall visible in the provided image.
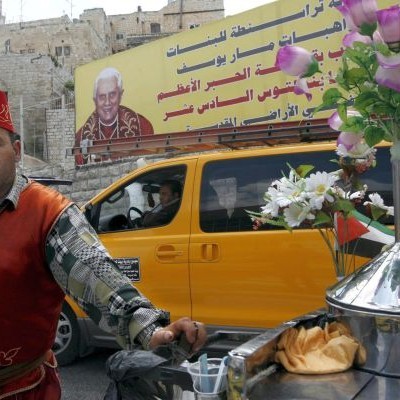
[45,108,75,170]
[0,53,73,158]
[0,16,110,73]
[21,154,166,206]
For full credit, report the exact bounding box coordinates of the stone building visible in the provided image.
[108,0,224,52]
[0,0,224,73]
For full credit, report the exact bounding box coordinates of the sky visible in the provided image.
[3,0,275,23]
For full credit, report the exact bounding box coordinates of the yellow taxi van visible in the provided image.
[54,140,393,365]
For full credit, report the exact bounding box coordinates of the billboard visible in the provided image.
[74,0,391,164]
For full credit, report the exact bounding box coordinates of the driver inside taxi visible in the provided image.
[141,180,182,227]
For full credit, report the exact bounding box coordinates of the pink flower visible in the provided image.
[377,5,400,50]
[294,78,312,101]
[375,52,400,92]
[375,65,400,92]
[337,0,378,32]
[328,111,361,131]
[337,132,362,151]
[342,31,372,47]
[275,46,319,77]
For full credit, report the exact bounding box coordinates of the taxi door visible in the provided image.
[85,159,198,322]
[188,151,337,330]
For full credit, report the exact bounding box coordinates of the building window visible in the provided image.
[150,23,161,34]
[116,33,124,40]
[55,46,71,57]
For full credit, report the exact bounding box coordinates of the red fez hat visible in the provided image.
[0,91,15,134]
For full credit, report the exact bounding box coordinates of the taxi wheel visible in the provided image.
[53,302,80,366]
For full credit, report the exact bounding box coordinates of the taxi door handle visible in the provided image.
[155,244,186,263]
[201,243,219,262]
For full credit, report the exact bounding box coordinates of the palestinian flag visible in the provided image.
[335,210,395,259]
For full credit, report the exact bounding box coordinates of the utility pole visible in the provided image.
[65,0,73,19]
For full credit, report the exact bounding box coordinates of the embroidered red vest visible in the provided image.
[0,181,72,366]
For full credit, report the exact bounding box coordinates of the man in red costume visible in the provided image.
[0,91,206,399]
[75,67,154,165]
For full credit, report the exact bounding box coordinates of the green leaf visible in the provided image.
[313,211,332,227]
[339,116,366,133]
[337,103,347,123]
[370,205,387,221]
[302,57,321,78]
[265,218,291,230]
[364,125,385,147]
[344,46,370,68]
[322,88,343,106]
[367,103,395,116]
[295,164,314,178]
[392,91,400,104]
[332,199,355,213]
[359,22,377,38]
[377,85,393,100]
[336,63,350,91]
[354,91,381,111]
[345,68,369,86]
[375,43,391,56]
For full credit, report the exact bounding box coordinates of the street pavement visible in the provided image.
[60,349,115,400]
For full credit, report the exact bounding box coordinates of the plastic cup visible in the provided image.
[187,357,228,400]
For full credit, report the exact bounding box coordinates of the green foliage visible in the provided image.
[64,80,75,92]
[315,37,400,153]
[295,164,314,178]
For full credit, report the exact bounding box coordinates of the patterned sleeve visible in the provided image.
[45,204,170,349]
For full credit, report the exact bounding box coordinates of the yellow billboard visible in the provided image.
[74,0,391,164]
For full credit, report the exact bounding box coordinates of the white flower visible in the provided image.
[364,193,394,216]
[304,171,339,210]
[261,187,281,217]
[364,192,385,207]
[274,175,305,206]
[283,202,315,227]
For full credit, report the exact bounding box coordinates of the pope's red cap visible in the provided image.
[0,90,15,134]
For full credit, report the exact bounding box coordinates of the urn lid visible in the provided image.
[326,242,400,316]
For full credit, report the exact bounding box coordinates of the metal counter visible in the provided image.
[226,309,400,400]
[248,368,400,399]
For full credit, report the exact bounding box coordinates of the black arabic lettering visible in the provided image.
[311,1,324,18]
[230,6,309,38]
[236,42,275,60]
[170,30,227,57]
[293,20,344,44]
[177,58,216,74]
[329,0,342,8]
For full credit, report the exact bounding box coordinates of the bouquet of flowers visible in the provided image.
[249,163,393,278]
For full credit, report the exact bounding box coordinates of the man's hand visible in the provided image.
[149,317,207,354]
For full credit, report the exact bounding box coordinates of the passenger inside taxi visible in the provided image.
[200,176,253,232]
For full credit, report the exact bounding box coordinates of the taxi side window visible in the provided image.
[199,148,393,233]
[91,165,186,233]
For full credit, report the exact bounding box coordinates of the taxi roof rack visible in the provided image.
[67,118,338,160]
